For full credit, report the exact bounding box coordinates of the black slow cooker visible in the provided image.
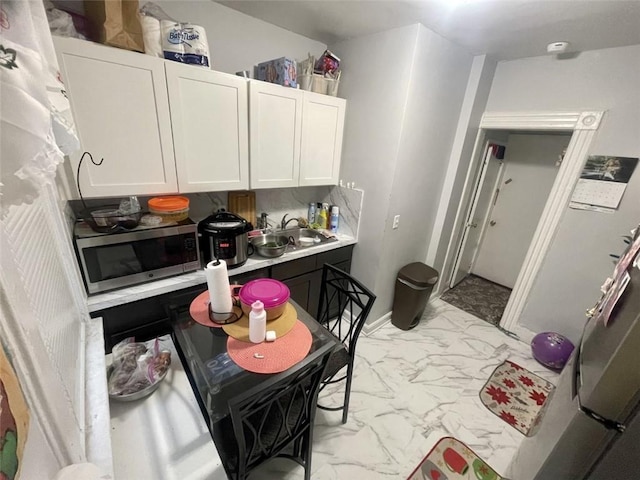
[198,210,252,268]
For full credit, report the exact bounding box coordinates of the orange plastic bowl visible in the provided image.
[148,196,190,222]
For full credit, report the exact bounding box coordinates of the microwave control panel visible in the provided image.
[183,234,199,263]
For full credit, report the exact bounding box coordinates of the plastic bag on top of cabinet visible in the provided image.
[138,1,175,57]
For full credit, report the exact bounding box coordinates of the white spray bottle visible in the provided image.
[249,300,266,343]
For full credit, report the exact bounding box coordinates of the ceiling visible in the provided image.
[216,0,640,60]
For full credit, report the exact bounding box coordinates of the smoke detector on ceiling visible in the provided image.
[547,41,571,54]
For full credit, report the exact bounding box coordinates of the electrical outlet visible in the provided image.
[392,215,400,229]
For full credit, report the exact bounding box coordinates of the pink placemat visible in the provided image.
[226,320,312,374]
[189,290,242,328]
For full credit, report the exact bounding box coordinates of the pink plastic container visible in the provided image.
[239,279,290,320]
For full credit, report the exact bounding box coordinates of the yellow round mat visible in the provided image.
[223,302,298,342]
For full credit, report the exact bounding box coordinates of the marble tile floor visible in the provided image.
[250,298,559,479]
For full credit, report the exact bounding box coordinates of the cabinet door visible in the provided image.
[271,255,320,315]
[281,271,322,315]
[166,63,249,192]
[249,81,303,189]
[299,92,346,186]
[284,259,351,320]
[54,36,177,197]
[315,247,354,319]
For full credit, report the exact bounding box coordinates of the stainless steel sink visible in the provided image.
[278,227,337,249]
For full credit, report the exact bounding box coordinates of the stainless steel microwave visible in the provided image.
[74,222,200,294]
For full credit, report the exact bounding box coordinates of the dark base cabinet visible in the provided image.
[94,245,354,351]
[272,245,353,317]
[279,271,322,318]
[94,283,208,352]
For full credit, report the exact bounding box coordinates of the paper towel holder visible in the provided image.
[207,303,242,325]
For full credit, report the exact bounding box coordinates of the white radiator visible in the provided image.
[0,184,90,473]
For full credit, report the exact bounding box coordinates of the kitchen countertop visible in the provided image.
[109,336,226,480]
[88,234,356,313]
[85,317,114,477]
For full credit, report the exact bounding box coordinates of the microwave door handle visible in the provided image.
[572,318,626,433]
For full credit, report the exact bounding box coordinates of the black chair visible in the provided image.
[316,264,376,424]
[213,342,335,480]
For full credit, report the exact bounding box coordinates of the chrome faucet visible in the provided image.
[280,214,299,230]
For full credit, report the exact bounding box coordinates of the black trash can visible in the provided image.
[391,262,439,330]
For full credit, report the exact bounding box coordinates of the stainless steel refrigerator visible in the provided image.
[507,256,640,479]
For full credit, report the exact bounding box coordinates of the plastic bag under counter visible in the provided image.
[108,336,226,479]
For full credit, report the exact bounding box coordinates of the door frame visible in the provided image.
[449,140,505,288]
[442,111,604,342]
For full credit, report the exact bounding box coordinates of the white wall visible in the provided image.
[485,45,640,342]
[375,25,473,321]
[154,1,326,74]
[472,133,570,288]
[331,24,473,322]
[329,25,418,315]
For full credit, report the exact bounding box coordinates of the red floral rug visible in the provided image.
[407,436,502,480]
[480,360,555,436]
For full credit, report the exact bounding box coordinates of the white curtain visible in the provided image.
[1,0,78,215]
[0,1,104,477]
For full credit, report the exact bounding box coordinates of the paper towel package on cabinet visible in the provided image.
[137,2,210,66]
[161,20,210,67]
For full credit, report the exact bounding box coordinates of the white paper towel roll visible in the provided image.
[205,260,232,322]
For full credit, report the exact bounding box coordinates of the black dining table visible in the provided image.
[171,298,342,434]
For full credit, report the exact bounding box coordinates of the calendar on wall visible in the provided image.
[570,155,638,212]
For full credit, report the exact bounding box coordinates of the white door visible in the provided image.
[54,36,177,197]
[472,134,568,288]
[166,63,249,192]
[249,81,303,189]
[450,141,505,287]
[299,92,346,186]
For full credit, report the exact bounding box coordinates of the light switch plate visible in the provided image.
[392,215,400,229]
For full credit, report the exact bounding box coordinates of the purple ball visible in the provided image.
[531,332,575,371]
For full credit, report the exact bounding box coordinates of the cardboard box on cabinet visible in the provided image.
[256,57,297,88]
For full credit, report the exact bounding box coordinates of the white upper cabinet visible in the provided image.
[249,81,346,189]
[54,36,178,198]
[54,37,346,196]
[299,92,346,186]
[249,81,303,189]
[165,62,249,192]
